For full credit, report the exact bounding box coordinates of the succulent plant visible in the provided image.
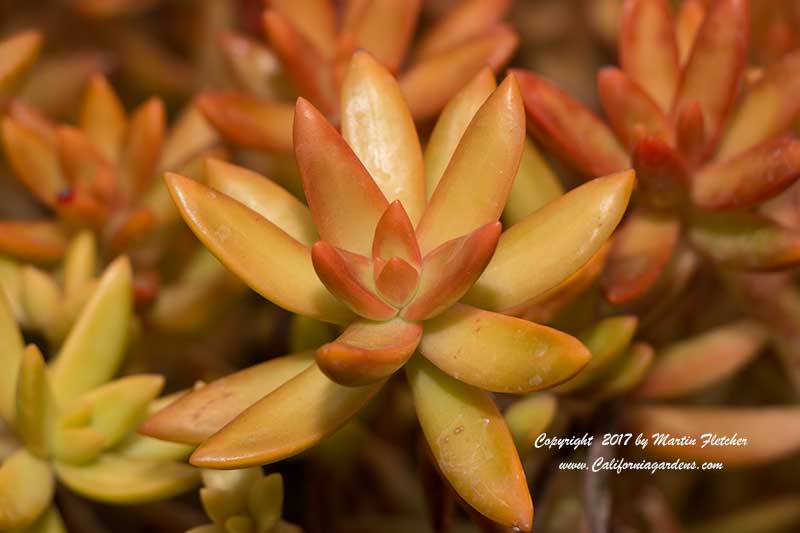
[0,256,197,531]
[514,0,800,306]
[189,469,301,533]
[198,0,518,157]
[140,51,634,530]
[0,74,222,269]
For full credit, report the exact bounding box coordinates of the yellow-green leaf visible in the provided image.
[16,345,58,457]
[406,355,532,530]
[419,304,590,393]
[140,351,314,445]
[505,393,558,455]
[190,363,383,469]
[0,290,25,426]
[165,172,353,324]
[54,453,200,504]
[465,170,634,311]
[49,256,132,405]
[0,449,53,530]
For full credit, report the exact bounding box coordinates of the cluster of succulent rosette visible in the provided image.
[1,0,800,531]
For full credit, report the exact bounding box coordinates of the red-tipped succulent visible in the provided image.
[514,0,800,305]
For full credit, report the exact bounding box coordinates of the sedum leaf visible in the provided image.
[249,473,283,533]
[406,355,532,530]
[16,345,59,457]
[424,67,495,197]
[553,315,638,393]
[0,449,53,530]
[400,25,517,121]
[140,352,314,445]
[341,51,426,225]
[618,0,679,111]
[196,91,294,153]
[673,0,747,146]
[48,256,132,405]
[602,207,680,305]
[79,74,128,162]
[62,374,164,448]
[635,321,767,399]
[293,97,389,256]
[0,289,25,426]
[317,318,422,386]
[502,137,564,227]
[190,363,383,469]
[165,172,352,324]
[514,69,629,177]
[54,453,199,504]
[349,0,419,72]
[420,304,590,393]
[466,170,634,311]
[416,74,523,255]
[0,221,67,263]
[623,406,800,466]
[204,159,317,246]
[505,393,558,455]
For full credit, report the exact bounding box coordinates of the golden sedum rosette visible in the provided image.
[141,51,634,530]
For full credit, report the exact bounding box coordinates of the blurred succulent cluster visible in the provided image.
[1,1,800,532]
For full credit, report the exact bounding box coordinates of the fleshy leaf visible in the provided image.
[602,207,680,304]
[64,374,164,448]
[692,138,800,210]
[117,97,164,202]
[406,355,532,530]
[505,393,557,455]
[0,449,53,530]
[294,97,388,256]
[269,0,336,54]
[316,318,422,386]
[635,321,767,399]
[262,10,335,115]
[249,473,284,533]
[415,0,511,58]
[553,316,638,394]
[374,257,418,307]
[196,92,294,153]
[689,211,800,270]
[165,172,353,324]
[16,345,58,457]
[340,51,426,224]
[618,0,680,111]
[514,69,629,177]
[140,351,314,445]
[592,342,654,398]
[598,67,673,150]
[0,221,67,263]
[190,363,383,468]
[673,0,748,147]
[623,406,800,466]
[419,304,590,393]
[20,266,60,338]
[349,0,420,72]
[62,232,97,299]
[54,453,199,504]
[676,0,705,64]
[402,222,501,321]
[200,468,260,525]
[424,67,496,197]
[372,201,421,266]
[675,100,707,163]
[78,74,127,162]
[205,159,317,245]
[1,118,65,206]
[466,170,634,311]
[49,256,132,405]
[0,289,24,426]
[416,74,523,254]
[717,50,800,159]
[311,241,396,320]
[400,25,517,121]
